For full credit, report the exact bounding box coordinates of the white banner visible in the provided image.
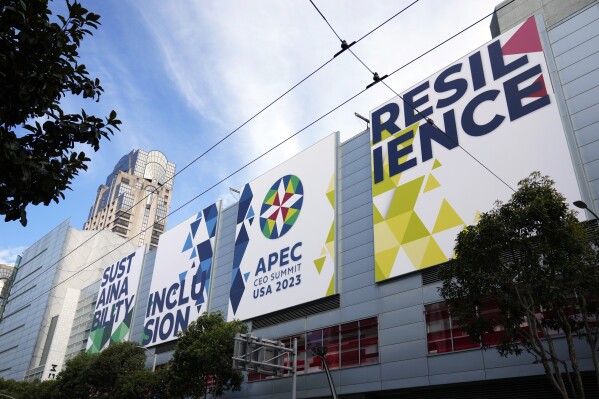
[87,247,145,352]
[370,16,581,282]
[227,133,337,321]
[142,202,220,346]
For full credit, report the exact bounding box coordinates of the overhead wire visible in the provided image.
[309,0,596,252]
[7,0,414,299]
[7,86,370,312]
[309,0,518,193]
[6,2,511,314]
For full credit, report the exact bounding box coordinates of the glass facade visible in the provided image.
[248,317,379,382]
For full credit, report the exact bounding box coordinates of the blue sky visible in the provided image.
[0,0,499,264]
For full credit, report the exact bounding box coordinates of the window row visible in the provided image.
[248,317,378,382]
[424,300,592,355]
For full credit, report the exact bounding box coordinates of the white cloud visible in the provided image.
[0,247,26,266]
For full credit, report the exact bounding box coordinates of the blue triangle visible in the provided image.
[243,272,250,282]
[190,246,197,259]
[182,233,193,252]
[179,271,188,282]
[190,217,202,238]
[246,205,255,220]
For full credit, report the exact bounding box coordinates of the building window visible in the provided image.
[424,300,568,354]
[248,317,378,382]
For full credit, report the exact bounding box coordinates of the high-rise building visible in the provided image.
[0,219,138,381]
[83,150,176,251]
[0,263,14,313]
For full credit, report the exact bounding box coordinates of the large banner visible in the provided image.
[227,133,337,321]
[370,16,581,282]
[142,202,220,346]
[87,247,145,353]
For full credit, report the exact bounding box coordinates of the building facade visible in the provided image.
[83,149,176,251]
[126,1,598,398]
[0,264,14,306]
[491,0,599,214]
[0,220,137,381]
[0,1,597,398]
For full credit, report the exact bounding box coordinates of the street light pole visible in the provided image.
[312,346,338,399]
[573,200,599,221]
[138,345,157,371]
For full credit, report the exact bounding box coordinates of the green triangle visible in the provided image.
[401,212,430,244]
[264,189,277,205]
[387,176,425,219]
[432,199,465,234]
[314,257,326,274]
[285,208,300,225]
[111,321,130,343]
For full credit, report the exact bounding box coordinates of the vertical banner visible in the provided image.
[87,247,145,353]
[370,16,581,282]
[227,133,337,321]
[142,202,220,346]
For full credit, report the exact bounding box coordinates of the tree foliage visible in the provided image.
[167,311,248,398]
[439,172,599,399]
[0,0,121,226]
[0,377,57,399]
[54,341,159,398]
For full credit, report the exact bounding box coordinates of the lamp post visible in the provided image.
[138,346,157,372]
[573,200,599,221]
[311,346,337,399]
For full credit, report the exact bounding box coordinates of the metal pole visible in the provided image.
[320,356,338,399]
[138,345,157,372]
[291,338,297,399]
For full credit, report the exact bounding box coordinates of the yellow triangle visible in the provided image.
[375,246,399,282]
[419,236,448,269]
[423,174,441,193]
[326,274,335,296]
[401,211,430,244]
[326,241,335,262]
[432,199,465,234]
[374,221,400,252]
[433,159,442,169]
[402,236,430,269]
[386,212,412,245]
[326,222,335,245]
[473,210,481,224]
[373,204,384,224]
[372,164,396,197]
[314,257,326,274]
[387,176,425,219]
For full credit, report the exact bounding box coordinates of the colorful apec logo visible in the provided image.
[259,175,304,239]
